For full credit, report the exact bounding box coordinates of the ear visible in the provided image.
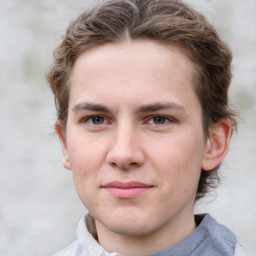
[55,121,71,170]
[201,118,232,171]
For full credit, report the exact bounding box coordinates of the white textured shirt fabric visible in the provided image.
[52,214,252,256]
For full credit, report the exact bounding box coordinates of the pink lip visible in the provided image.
[101,181,154,199]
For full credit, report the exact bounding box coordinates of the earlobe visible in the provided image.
[55,121,72,170]
[201,118,231,171]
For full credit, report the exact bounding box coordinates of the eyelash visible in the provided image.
[81,115,109,126]
[147,115,175,125]
[81,115,176,127]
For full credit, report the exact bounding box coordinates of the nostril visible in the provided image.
[109,160,140,169]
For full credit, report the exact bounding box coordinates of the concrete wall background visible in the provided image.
[0,0,255,255]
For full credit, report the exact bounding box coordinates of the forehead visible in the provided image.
[70,40,199,112]
[71,40,195,81]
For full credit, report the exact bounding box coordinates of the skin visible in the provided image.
[56,40,231,256]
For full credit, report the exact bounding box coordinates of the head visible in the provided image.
[47,0,237,201]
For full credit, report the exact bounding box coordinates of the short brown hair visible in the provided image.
[47,0,238,200]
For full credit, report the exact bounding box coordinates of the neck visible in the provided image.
[94,213,196,256]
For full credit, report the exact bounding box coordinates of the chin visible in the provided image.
[109,221,152,237]
[99,210,154,237]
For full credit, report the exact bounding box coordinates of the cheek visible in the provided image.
[151,134,200,165]
[67,137,106,191]
[67,131,106,168]
[68,143,103,209]
[150,134,203,189]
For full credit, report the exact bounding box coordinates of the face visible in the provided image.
[59,40,213,239]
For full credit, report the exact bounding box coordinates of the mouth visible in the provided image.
[101,181,154,199]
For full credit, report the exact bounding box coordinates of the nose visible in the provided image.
[106,124,145,170]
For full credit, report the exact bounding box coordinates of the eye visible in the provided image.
[148,115,171,125]
[90,116,105,125]
[82,115,107,125]
[151,116,167,124]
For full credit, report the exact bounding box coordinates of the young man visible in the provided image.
[47,0,249,255]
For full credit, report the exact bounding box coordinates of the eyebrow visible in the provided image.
[136,102,186,114]
[72,102,186,114]
[72,103,111,113]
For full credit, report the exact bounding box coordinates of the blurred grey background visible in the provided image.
[0,0,255,255]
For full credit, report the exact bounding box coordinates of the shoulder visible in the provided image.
[200,214,253,256]
[199,214,237,255]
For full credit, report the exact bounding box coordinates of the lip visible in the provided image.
[101,181,154,199]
